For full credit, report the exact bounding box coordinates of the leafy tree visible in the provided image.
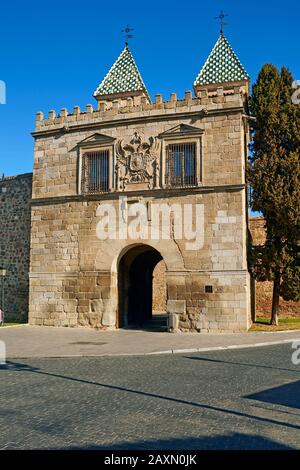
[249,64,300,325]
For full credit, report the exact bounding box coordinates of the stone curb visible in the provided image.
[6,336,300,359]
[253,329,300,334]
[119,337,300,356]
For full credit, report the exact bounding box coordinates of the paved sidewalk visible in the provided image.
[0,325,300,358]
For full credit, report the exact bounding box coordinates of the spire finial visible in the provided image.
[215,10,228,35]
[122,24,134,46]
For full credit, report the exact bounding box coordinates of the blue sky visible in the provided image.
[0,0,300,176]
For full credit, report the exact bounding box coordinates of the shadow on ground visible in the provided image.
[2,360,300,433]
[185,355,300,373]
[64,433,294,450]
[246,380,300,410]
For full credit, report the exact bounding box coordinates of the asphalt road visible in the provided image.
[0,343,299,450]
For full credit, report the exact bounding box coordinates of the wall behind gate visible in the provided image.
[0,173,32,322]
[249,217,299,317]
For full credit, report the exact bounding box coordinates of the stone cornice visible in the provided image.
[31,183,246,206]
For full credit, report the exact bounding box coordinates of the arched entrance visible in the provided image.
[118,244,167,329]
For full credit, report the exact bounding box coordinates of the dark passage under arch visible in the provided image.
[118,245,166,328]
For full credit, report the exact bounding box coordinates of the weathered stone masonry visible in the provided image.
[29,82,252,332]
[27,35,256,332]
[0,173,32,322]
[2,36,298,329]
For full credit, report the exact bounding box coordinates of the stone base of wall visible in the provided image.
[29,269,251,333]
[166,271,250,333]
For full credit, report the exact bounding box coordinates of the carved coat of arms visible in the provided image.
[116,132,160,190]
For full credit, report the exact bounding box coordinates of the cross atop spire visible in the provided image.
[215,10,228,35]
[122,24,134,46]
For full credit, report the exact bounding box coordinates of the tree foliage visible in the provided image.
[249,64,300,324]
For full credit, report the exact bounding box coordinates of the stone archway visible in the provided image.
[95,237,185,272]
[117,244,166,328]
[92,238,184,330]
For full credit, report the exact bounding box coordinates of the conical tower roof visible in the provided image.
[194,34,249,87]
[94,44,150,102]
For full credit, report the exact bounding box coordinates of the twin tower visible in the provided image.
[93,33,249,108]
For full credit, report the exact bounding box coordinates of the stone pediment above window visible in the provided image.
[77,133,116,149]
[158,124,204,140]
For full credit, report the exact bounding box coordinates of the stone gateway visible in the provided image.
[29,34,253,332]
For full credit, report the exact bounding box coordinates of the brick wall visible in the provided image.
[249,217,299,317]
[0,173,32,322]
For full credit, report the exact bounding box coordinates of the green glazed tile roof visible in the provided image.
[94,45,150,99]
[194,34,249,86]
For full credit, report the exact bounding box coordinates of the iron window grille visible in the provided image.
[81,150,109,194]
[165,142,197,188]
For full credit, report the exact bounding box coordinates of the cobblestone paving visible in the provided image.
[0,344,299,449]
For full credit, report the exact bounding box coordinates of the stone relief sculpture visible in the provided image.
[115,132,160,190]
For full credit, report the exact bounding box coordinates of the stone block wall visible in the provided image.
[166,270,250,332]
[249,217,299,316]
[152,260,167,312]
[29,84,251,332]
[29,189,250,332]
[0,173,32,322]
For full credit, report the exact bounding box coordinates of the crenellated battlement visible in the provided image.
[35,85,247,132]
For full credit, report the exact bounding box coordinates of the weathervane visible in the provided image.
[215,11,228,35]
[122,24,134,46]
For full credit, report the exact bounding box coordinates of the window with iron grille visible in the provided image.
[165,142,197,188]
[81,150,109,194]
